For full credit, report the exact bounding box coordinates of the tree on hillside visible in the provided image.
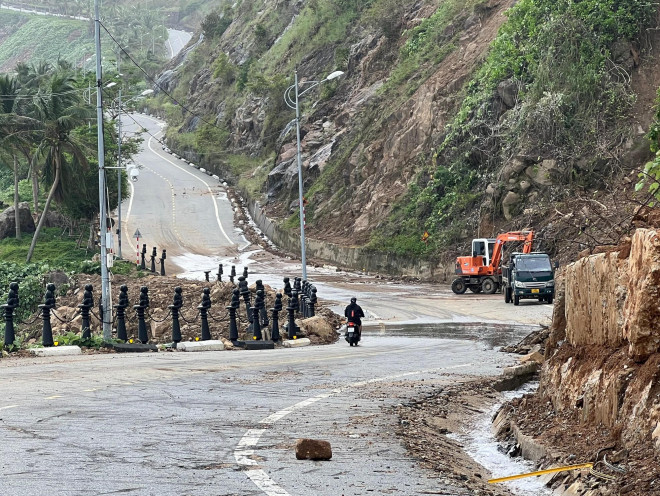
[15,61,56,217]
[0,74,25,239]
[25,72,93,262]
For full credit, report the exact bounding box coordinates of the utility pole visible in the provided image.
[95,0,111,341]
[117,89,122,259]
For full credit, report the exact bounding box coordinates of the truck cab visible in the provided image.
[502,252,555,305]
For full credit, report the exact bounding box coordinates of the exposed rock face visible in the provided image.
[0,203,35,240]
[541,228,660,449]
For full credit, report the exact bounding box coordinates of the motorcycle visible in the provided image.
[345,321,361,346]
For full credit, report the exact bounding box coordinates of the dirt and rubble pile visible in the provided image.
[22,273,338,346]
[508,224,660,494]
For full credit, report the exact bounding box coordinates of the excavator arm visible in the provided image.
[490,231,534,272]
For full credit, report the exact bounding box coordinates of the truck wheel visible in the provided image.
[469,286,482,293]
[451,278,467,294]
[481,278,497,294]
[504,287,511,303]
[513,294,520,306]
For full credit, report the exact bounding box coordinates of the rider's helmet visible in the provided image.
[350,297,357,303]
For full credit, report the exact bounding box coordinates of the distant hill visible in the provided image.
[0,10,93,72]
[0,1,216,30]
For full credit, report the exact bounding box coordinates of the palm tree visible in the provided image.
[0,74,24,239]
[25,72,93,262]
[15,61,55,218]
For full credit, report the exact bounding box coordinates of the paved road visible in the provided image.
[0,324,531,496]
[167,28,193,59]
[118,113,245,270]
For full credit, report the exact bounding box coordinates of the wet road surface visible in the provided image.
[0,324,535,495]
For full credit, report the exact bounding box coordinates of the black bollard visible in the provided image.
[256,289,269,328]
[79,284,94,340]
[217,264,223,282]
[150,247,157,273]
[291,289,300,314]
[140,244,147,270]
[230,265,236,284]
[40,283,56,347]
[135,286,150,344]
[270,306,280,342]
[204,271,211,282]
[243,266,249,279]
[2,282,19,349]
[251,306,262,340]
[286,299,297,340]
[283,277,292,297]
[238,276,252,323]
[300,293,308,318]
[294,277,302,293]
[160,249,167,276]
[227,288,240,342]
[169,287,183,346]
[199,288,211,341]
[308,287,317,317]
[114,285,129,342]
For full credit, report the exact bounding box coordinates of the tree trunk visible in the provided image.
[13,154,21,240]
[31,162,39,221]
[26,153,60,263]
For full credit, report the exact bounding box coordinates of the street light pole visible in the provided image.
[284,69,344,282]
[94,0,112,341]
[117,89,122,259]
[293,69,307,281]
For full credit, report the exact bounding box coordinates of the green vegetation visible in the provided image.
[0,12,92,72]
[638,88,660,203]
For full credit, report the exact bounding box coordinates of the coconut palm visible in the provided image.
[0,74,25,239]
[25,72,94,262]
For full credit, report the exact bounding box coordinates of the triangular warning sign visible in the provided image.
[133,229,142,238]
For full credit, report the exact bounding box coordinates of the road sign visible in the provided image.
[133,229,142,239]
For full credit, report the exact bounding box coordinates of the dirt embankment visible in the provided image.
[496,218,660,494]
[17,273,341,347]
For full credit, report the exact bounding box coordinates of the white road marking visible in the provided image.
[235,362,474,496]
[0,405,18,411]
[144,127,235,246]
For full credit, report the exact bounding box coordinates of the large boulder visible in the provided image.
[0,203,35,240]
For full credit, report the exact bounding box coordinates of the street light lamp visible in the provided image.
[283,69,344,281]
[111,88,154,259]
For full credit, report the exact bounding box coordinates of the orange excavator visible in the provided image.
[451,230,534,294]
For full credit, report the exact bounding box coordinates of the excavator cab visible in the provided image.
[471,239,496,267]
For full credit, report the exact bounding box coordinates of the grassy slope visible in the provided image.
[0,11,93,71]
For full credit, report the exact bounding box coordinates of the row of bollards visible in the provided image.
[139,244,167,276]
[2,274,320,349]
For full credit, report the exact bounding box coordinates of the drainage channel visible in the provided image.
[450,382,552,496]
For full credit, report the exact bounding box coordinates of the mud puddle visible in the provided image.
[362,322,539,348]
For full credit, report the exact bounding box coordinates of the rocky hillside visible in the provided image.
[151,0,660,271]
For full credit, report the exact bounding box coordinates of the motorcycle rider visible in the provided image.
[344,297,365,342]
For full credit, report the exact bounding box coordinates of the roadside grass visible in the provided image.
[0,228,91,264]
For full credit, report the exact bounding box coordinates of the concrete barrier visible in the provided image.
[282,338,311,348]
[177,340,225,352]
[29,346,82,357]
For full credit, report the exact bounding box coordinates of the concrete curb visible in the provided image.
[110,343,159,353]
[177,340,225,352]
[245,340,275,350]
[29,346,82,357]
[282,338,311,348]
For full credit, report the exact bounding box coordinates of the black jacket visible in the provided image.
[344,302,364,325]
